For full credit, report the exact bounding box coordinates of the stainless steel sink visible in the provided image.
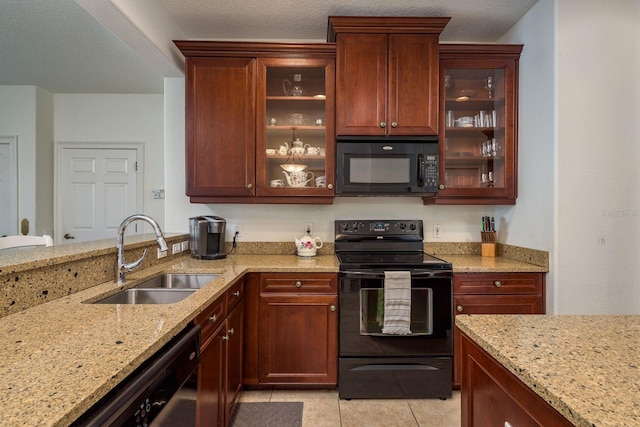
[93,288,196,304]
[133,273,220,289]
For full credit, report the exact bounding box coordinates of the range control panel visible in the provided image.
[335,220,423,236]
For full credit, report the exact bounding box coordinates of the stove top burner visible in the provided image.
[334,220,451,271]
[336,251,452,270]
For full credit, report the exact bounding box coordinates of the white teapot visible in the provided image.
[295,231,323,257]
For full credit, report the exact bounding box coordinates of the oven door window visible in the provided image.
[360,288,433,335]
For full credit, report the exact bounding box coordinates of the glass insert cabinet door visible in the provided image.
[431,45,521,205]
[256,58,335,196]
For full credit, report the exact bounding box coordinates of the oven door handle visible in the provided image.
[341,270,450,279]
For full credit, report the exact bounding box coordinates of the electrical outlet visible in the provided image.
[181,241,189,252]
[234,224,241,234]
[172,243,181,254]
[157,248,167,259]
[305,222,313,234]
[433,224,442,238]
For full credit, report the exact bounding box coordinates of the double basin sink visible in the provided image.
[93,273,220,305]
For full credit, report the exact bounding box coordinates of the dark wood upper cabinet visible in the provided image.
[175,41,336,204]
[424,44,523,205]
[184,56,256,198]
[328,17,449,136]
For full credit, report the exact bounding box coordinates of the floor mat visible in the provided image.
[229,402,303,427]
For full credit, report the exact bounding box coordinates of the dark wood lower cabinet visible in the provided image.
[460,332,573,426]
[195,280,244,426]
[259,293,337,384]
[196,321,225,426]
[243,273,338,387]
[453,273,545,387]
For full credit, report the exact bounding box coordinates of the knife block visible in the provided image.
[481,243,496,257]
[481,231,496,257]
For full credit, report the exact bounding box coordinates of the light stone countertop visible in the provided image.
[442,254,547,273]
[0,249,545,427]
[456,314,640,427]
[0,254,338,427]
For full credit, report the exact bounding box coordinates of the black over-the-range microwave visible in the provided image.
[335,136,440,196]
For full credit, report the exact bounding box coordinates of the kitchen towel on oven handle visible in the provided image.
[381,271,412,335]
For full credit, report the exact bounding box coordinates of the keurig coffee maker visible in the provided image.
[189,216,227,259]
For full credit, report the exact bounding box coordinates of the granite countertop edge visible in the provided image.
[456,314,640,427]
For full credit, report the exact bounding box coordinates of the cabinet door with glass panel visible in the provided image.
[256,58,335,198]
[424,44,522,205]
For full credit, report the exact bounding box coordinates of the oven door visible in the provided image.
[339,269,452,357]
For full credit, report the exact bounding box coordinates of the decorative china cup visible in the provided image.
[282,171,314,187]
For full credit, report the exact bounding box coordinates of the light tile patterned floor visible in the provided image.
[237,389,461,427]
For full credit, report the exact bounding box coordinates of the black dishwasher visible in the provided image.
[72,324,200,427]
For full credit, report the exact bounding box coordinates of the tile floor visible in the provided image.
[237,389,461,427]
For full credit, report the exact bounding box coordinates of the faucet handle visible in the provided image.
[123,248,149,272]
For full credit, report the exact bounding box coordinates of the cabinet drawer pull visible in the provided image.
[327,184,333,190]
[228,328,235,336]
[494,280,502,287]
[208,314,217,323]
[247,183,253,189]
[330,305,336,312]
[391,121,398,128]
[233,290,240,297]
[379,121,386,128]
[295,280,302,288]
[222,334,229,342]
[438,184,445,190]
[456,305,463,313]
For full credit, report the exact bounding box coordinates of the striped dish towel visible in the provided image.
[381,271,412,335]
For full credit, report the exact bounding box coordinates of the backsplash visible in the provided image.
[0,234,188,318]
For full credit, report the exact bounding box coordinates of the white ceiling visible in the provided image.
[0,0,538,94]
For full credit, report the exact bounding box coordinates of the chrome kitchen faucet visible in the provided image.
[116,214,168,284]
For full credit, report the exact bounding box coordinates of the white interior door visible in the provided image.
[0,136,18,237]
[57,144,142,244]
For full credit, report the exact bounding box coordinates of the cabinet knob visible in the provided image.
[208,314,217,323]
[379,121,386,128]
[233,290,240,297]
[222,334,229,341]
[330,305,336,312]
[247,183,253,189]
[438,184,445,190]
[456,305,463,313]
[228,327,235,336]
[391,122,398,128]
[295,280,302,288]
[494,280,502,287]
[327,184,333,190]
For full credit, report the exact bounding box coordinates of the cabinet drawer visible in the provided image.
[226,279,244,311]
[454,273,543,295]
[260,273,338,294]
[196,296,226,341]
[454,294,543,315]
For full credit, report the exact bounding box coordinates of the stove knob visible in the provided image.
[409,223,416,231]
[398,222,406,230]
[340,223,349,232]
[352,222,359,231]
